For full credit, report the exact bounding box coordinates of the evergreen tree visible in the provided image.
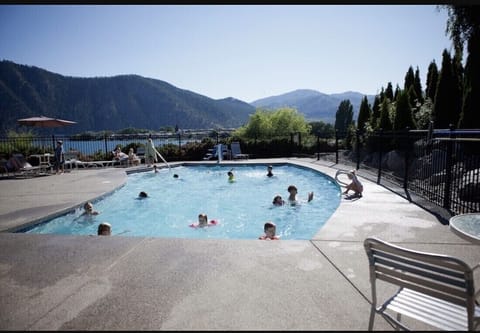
[334,99,354,137]
[385,82,394,101]
[451,49,464,127]
[393,84,401,101]
[378,98,393,131]
[425,60,439,102]
[370,95,381,130]
[379,87,385,102]
[394,89,416,130]
[442,4,480,128]
[458,30,480,128]
[432,49,457,128]
[357,96,371,132]
[413,66,424,104]
[404,66,415,91]
[407,85,418,111]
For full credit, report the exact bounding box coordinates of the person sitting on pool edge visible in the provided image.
[287,185,313,205]
[190,213,218,228]
[259,221,280,240]
[343,169,363,198]
[82,201,99,215]
[97,222,111,236]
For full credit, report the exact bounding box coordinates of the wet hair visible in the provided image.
[272,195,283,205]
[287,185,297,193]
[97,222,111,235]
[264,221,276,232]
[173,174,179,178]
[139,191,148,198]
[198,213,208,225]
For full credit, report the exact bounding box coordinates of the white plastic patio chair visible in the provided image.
[230,141,249,159]
[364,237,480,331]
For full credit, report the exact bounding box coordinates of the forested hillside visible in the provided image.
[0,60,255,135]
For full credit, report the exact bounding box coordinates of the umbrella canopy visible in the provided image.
[17,115,77,128]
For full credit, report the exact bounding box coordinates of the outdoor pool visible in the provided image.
[22,164,342,240]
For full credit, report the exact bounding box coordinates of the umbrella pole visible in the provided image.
[52,134,55,151]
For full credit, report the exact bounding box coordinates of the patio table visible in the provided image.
[449,213,480,245]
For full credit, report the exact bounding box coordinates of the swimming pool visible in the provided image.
[23,164,342,240]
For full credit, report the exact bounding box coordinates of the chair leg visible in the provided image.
[368,305,375,330]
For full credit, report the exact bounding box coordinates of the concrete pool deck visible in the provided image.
[0,157,479,330]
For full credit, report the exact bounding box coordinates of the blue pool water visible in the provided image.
[23,164,342,240]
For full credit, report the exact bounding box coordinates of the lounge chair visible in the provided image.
[230,141,249,159]
[4,154,43,177]
[203,144,230,160]
[364,237,480,331]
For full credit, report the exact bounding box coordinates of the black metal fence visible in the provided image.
[2,127,479,215]
[335,128,480,215]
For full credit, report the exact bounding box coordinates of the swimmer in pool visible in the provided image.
[272,195,285,206]
[267,165,274,177]
[227,170,235,182]
[190,213,218,228]
[259,221,280,240]
[97,222,111,236]
[287,185,313,206]
[82,201,99,215]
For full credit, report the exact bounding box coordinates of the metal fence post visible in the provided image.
[104,133,108,159]
[443,124,455,210]
[377,129,383,184]
[335,130,339,164]
[356,129,360,170]
[403,127,410,190]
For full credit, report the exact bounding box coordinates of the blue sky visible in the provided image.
[0,5,452,103]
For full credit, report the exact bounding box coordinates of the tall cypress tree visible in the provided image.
[370,95,381,130]
[385,82,394,101]
[442,4,480,129]
[393,84,401,101]
[433,49,456,128]
[425,60,439,102]
[357,96,371,131]
[378,98,393,131]
[458,30,480,128]
[451,49,464,127]
[394,89,416,130]
[334,99,354,137]
[404,66,415,91]
[413,66,424,104]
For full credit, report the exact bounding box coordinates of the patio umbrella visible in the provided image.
[17,115,77,128]
[17,115,77,151]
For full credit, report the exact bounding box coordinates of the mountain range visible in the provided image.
[0,60,375,135]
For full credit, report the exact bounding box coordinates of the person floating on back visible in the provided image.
[259,221,280,240]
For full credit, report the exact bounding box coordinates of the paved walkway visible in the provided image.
[0,158,479,330]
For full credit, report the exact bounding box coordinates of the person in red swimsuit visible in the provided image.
[190,213,218,228]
